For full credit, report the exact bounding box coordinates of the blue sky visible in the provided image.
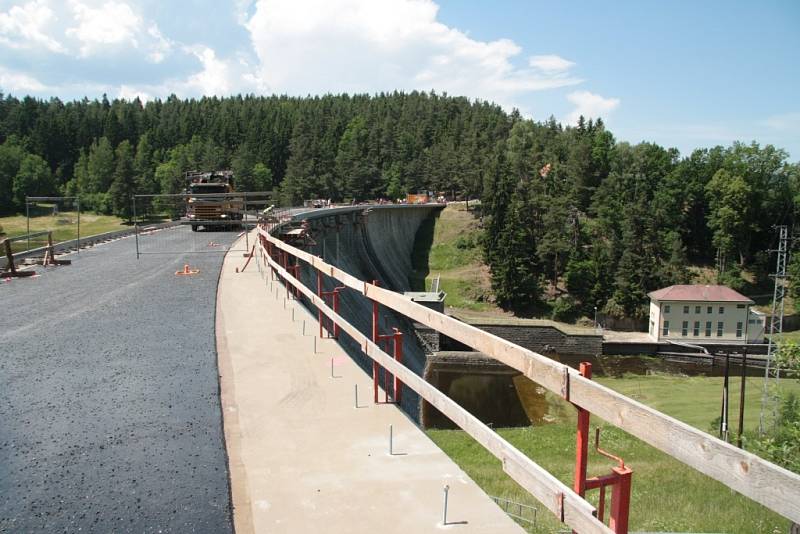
[1,0,798,159]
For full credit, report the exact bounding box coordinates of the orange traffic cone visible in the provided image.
[175,264,200,276]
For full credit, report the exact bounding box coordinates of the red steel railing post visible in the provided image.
[332,289,341,339]
[371,280,379,403]
[393,329,403,404]
[609,467,632,534]
[317,271,324,338]
[574,362,592,498]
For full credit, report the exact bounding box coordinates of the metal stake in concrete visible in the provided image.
[442,485,450,526]
[354,384,359,409]
[330,357,334,378]
[389,424,393,455]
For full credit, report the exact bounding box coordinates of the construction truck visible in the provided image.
[185,170,244,231]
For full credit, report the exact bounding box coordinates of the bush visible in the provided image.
[454,234,477,250]
[80,192,112,215]
[551,295,579,322]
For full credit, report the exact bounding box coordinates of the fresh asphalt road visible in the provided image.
[0,226,241,532]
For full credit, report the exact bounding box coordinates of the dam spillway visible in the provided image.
[282,205,443,421]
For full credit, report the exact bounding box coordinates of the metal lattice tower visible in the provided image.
[759,225,789,434]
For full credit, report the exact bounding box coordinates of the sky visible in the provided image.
[0,0,798,159]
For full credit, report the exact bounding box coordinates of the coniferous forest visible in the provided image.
[1,91,798,319]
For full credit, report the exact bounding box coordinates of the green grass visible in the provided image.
[428,374,800,533]
[416,204,497,311]
[1,211,128,252]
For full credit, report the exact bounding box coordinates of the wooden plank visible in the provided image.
[263,249,610,534]
[569,376,800,522]
[259,226,800,523]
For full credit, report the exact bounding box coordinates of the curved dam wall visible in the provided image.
[285,205,442,421]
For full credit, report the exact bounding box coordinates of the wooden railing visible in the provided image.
[256,223,800,529]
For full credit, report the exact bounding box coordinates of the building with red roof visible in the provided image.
[647,285,765,343]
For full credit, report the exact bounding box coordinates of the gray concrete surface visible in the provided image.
[0,226,234,532]
[217,238,524,533]
[289,205,441,422]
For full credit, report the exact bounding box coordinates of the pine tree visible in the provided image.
[109,140,135,220]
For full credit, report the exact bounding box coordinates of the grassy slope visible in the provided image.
[418,203,498,311]
[428,374,800,533]
[1,211,127,252]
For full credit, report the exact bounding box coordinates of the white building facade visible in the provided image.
[648,285,764,344]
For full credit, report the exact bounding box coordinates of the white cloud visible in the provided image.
[245,0,580,109]
[182,45,235,95]
[145,24,172,63]
[0,0,67,53]
[529,54,574,73]
[0,66,50,92]
[762,112,800,132]
[565,90,620,124]
[66,0,142,56]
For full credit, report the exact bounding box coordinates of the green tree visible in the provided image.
[336,115,377,200]
[109,140,135,220]
[251,163,273,191]
[86,136,115,193]
[13,154,52,209]
[0,138,26,213]
[706,169,753,268]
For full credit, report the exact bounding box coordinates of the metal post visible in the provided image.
[737,348,748,448]
[394,329,403,404]
[133,195,139,260]
[332,289,340,339]
[25,199,30,252]
[720,352,730,441]
[330,357,335,378]
[609,467,632,534]
[442,485,450,526]
[574,362,592,497]
[244,192,249,250]
[76,197,81,253]
[354,384,358,408]
[371,280,380,403]
[318,271,324,338]
[389,424,393,455]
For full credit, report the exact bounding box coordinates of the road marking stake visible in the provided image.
[354,384,359,408]
[442,485,450,526]
[389,424,393,455]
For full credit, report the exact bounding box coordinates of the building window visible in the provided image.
[693,321,700,336]
[736,304,745,309]
[707,306,712,314]
[664,304,671,313]
[719,306,725,314]
[736,322,743,338]
[717,321,724,337]
[682,321,688,336]
[683,305,689,314]
[705,321,712,336]
[695,305,701,314]
[663,321,670,336]
[649,321,654,335]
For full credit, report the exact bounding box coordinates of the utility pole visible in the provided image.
[759,225,789,435]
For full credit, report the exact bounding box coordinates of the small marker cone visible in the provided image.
[175,264,199,275]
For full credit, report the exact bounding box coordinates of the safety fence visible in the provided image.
[20,196,81,254]
[254,220,800,533]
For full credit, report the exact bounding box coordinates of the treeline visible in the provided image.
[482,118,800,319]
[1,91,798,318]
[0,91,507,216]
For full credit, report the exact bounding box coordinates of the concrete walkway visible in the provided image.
[216,240,523,533]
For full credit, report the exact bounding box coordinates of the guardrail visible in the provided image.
[256,221,800,530]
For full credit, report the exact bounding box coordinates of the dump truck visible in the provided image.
[185,170,243,231]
